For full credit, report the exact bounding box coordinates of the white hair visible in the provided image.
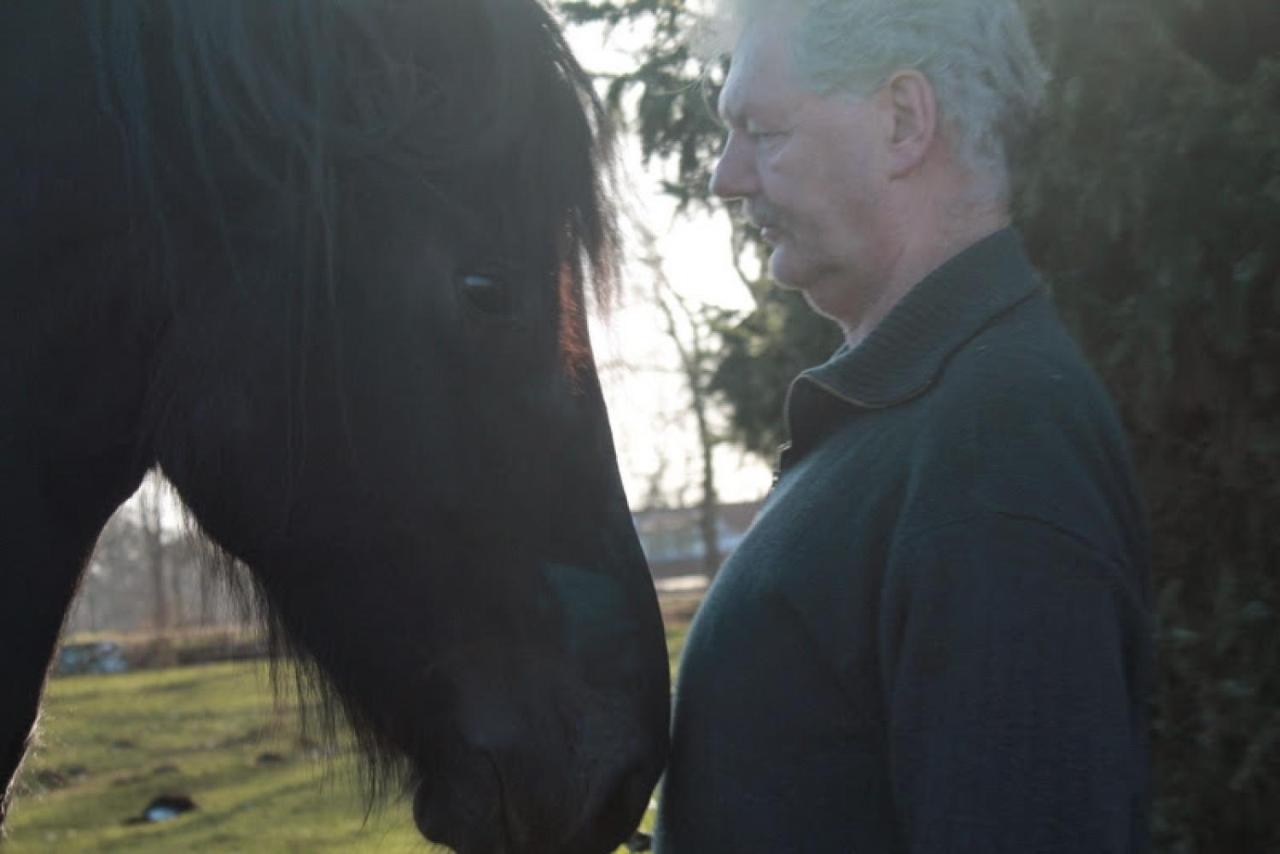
[728,0,1049,199]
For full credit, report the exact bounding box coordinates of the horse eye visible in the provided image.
[459,273,513,317]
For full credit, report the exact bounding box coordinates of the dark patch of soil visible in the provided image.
[124,793,198,825]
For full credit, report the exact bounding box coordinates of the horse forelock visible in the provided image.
[558,261,596,391]
[85,0,619,313]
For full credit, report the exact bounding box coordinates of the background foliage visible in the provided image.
[561,0,1280,850]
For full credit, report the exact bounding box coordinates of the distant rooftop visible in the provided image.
[632,501,762,578]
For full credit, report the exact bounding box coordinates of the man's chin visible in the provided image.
[769,253,854,328]
[767,248,804,291]
[769,250,830,303]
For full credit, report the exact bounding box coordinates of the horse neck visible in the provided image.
[0,8,163,824]
[0,330,149,826]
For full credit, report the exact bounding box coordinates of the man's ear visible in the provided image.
[884,70,938,179]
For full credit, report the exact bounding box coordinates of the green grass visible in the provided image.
[4,596,698,852]
[6,662,426,852]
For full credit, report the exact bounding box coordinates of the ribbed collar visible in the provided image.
[772,229,1044,477]
[791,227,1043,415]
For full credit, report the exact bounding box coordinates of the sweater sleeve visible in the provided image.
[879,512,1151,854]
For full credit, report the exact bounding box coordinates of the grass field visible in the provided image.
[3,594,698,853]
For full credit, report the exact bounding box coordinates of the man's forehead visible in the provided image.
[718,10,802,123]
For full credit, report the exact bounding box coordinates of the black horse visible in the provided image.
[1,2,670,852]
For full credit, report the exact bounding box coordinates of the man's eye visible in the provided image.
[458,272,513,317]
[748,128,785,143]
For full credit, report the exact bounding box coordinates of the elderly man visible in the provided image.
[655,1,1153,852]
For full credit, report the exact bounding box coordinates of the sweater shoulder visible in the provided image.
[933,294,1113,422]
[922,294,1123,453]
[897,296,1143,562]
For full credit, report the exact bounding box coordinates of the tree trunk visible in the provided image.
[693,394,721,577]
[139,477,168,631]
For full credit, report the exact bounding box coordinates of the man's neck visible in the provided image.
[841,206,1010,349]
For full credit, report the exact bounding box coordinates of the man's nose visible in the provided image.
[709,132,758,200]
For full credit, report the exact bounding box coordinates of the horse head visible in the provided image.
[4,2,669,851]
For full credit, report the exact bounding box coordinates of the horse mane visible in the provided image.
[84,0,620,802]
[196,535,405,804]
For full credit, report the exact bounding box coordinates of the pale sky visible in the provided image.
[566,12,778,509]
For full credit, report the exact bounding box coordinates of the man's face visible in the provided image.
[713,8,896,326]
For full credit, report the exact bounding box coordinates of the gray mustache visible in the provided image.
[746,202,782,229]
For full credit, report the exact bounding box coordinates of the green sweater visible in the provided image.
[655,230,1152,853]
